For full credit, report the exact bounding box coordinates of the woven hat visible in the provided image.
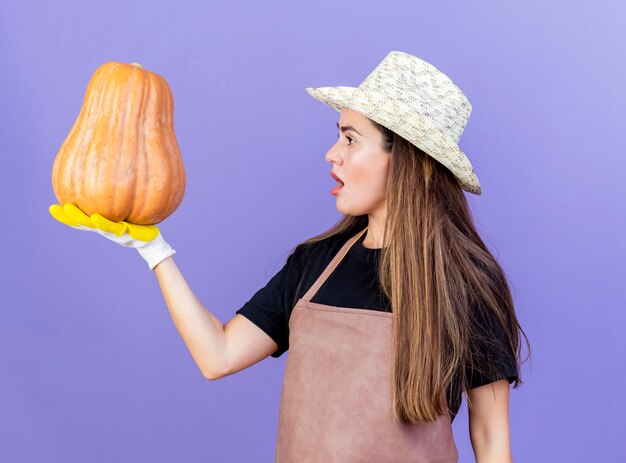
[305,50,482,195]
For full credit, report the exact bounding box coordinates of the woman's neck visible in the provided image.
[363,212,386,248]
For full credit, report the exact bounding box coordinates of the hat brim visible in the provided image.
[305,86,482,195]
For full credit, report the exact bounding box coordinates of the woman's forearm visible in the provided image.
[153,256,227,380]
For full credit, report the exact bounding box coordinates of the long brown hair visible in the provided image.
[291,119,530,424]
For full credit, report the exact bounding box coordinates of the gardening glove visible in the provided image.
[49,203,176,270]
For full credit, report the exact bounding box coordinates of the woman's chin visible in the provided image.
[335,199,355,216]
[334,200,348,215]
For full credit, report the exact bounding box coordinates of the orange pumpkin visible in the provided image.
[51,61,186,225]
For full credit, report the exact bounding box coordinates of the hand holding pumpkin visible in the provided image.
[49,62,184,270]
[49,203,176,270]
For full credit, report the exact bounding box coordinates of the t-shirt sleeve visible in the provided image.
[466,305,519,389]
[235,249,301,358]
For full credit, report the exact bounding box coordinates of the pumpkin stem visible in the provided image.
[129,63,143,68]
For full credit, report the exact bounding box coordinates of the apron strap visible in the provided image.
[302,226,369,302]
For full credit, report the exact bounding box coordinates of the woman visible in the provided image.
[50,51,530,462]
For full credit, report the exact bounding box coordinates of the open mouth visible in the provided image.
[330,171,344,185]
[331,179,344,195]
[330,171,345,195]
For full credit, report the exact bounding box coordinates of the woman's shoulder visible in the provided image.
[289,230,353,269]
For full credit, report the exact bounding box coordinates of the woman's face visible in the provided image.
[325,107,391,217]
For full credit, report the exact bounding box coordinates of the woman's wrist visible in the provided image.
[137,233,176,270]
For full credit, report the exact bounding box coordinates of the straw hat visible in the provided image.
[305,50,481,195]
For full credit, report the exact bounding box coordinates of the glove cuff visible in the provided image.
[136,233,176,270]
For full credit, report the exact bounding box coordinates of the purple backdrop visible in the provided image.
[1,0,624,461]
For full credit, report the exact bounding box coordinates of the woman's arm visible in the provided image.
[154,256,228,379]
[468,379,513,463]
[154,256,278,380]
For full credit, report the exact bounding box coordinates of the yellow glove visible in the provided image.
[49,203,176,270]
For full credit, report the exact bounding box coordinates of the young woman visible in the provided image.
[50,51,530,462]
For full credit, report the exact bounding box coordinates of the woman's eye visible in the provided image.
[337,133,355,145]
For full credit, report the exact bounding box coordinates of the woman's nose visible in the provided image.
[325,144,342,165]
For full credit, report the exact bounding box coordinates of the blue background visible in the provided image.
[1,0,624,461]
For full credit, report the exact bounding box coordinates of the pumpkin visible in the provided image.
[51,61,186,225]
